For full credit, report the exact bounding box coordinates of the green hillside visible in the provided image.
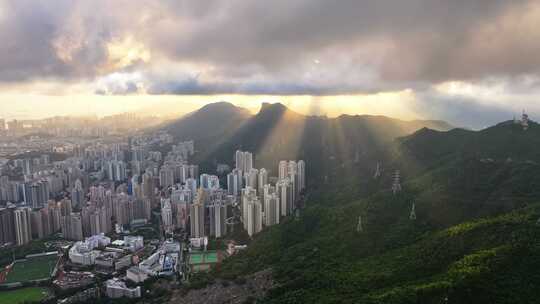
[214,120,540,303]
[219,198,540,303]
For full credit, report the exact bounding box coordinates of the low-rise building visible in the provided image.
[115,254,132,270]
[126,266,149,283]
[106,278,141,299]
[124,236,144,252]
[69,242,99,265]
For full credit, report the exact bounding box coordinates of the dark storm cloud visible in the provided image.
[1,0,540,94]
[145,78,391,96]
[0,0,147,82]
[151,0,537,83]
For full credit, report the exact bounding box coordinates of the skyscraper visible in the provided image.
[190,198,206,238]
[241,187,257,230]
[0,207,15,245]
[297,160,306,192]
[278,160,288,180]
[276,179,294,217]
[141,172,155,202]
[30,209,44,239]
[264,193,280,227]
[245,168,259,190]
[235,150,244,171]
[71,213,84,241]
[40,206,52,236]
[246,199,262,237]
[235,150,253,172]
[257,168,268,198]
[209,201,227,238]
[14,208,32,245]
[159,167,175,189]
[227,169,243,196]
[244,152,253,172]
[161,199,174,234]
[71,179,85,209]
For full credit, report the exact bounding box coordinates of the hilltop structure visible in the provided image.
[514,110,529,130]
[409,203,417,220]
[391,170,401,195]
[356,215,363,232]
[373,162,381,179]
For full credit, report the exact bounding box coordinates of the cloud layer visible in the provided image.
[2,0,540,127]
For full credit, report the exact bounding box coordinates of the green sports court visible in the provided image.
[188,251,220,272]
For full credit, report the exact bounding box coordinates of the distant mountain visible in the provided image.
[399,120,540,166]
[164,102,252,156]
[196,102,453,177]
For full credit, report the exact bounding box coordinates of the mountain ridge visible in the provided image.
[165,102,454,175]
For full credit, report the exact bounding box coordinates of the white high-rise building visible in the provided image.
[209,201,227,238]
[159,167,175,188]
[244,152,253,172]
[263,184,276,204]
[276,179,294,217]
[71,179,84,209]
[241,187,257,230]
[297,160,305,192]
[245,168,259,190]
[190,190,206,238]
[235,150,253,172]
[14,208,32,245]
[235,150,244,171]
[68,213,84,241]
[264,193,280,227]
[278,160,288,180]
[227,169,243,196]
[246,199,262,237]
[257,168,268,197]
[161,199,173,234]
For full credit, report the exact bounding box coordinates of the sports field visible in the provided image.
[0,287,49,304]
[4,255,57,283]
[189,251,218,264]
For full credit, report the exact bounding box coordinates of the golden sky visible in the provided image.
[2,1,540,128]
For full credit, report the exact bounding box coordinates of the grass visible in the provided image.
[0,287,49,304]
[4,255,57,283]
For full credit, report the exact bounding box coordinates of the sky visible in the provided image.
[1,1,540,128]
